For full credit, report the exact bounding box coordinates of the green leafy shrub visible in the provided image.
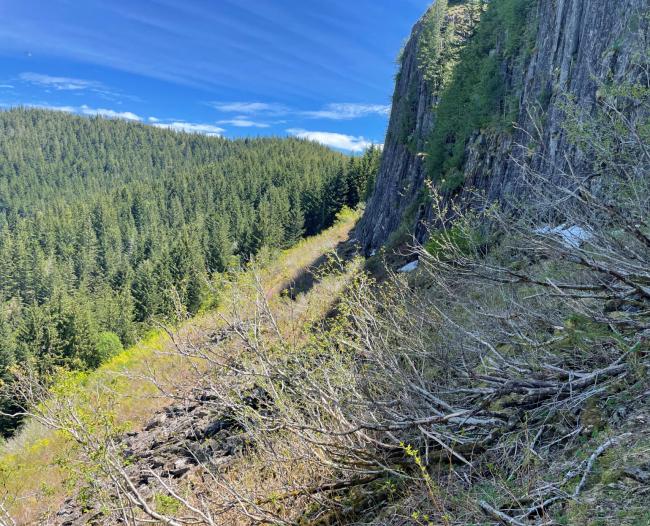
[424,223,483,260]
[154,493,181,515]
[94,332,124,366]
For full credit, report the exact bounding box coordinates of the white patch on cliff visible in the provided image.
[397,260,419,273]
[535,224,592,248]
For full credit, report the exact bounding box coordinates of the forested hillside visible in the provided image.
[1,1,647,525]
[0,108,379,435]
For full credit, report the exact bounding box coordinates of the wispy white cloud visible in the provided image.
[303,103,391,120]
[7,103,227,138]
[14,104,224,137]
[0,84,14,89]
[23,103,140,121]
[18,72,128,101]
[209,101,390,123]
[208,101,289,115]
[19,72,102,91]
[153,121,224,136]
[217,117,270,128]
[287,128,374,153]
[80,105,141,121]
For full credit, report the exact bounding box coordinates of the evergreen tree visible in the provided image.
[17,304,61,375]
[253,193,285,250]
[132,260,161,322]
[328,165,349,224]
[0,306,20,435]
[0,107,379,437]
[284,190,305,247]
[206,214,233,273]
[0,307,16,376]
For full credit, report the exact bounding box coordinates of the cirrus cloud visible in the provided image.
[17,72,128,101]
[217,118,270,128]
[302,103,390,120]
[17,72,131,101]
[19,72,102,91]
[208,101,288,115]
[209,101,390,122]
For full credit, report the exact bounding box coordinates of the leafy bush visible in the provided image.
[424,222,483,260]
[93,332,124,367]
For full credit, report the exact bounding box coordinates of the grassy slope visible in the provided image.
[0,208,360,524]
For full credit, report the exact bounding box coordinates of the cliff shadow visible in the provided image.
[280,236,360,300]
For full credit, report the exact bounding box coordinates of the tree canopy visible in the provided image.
[0,108,379,436]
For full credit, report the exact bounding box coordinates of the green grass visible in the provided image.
[0,209,361,524]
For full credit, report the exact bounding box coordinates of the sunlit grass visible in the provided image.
[0,209,360,524]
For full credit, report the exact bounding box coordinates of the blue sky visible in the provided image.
[0,0,430,152]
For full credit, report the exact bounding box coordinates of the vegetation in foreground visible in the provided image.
[1,1,649,524]
[3,72,648,525]
[0,207,361,524]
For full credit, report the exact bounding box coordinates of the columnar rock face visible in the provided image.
[358,0,647,252]
[356,8,438,252]
[462,0,647,202]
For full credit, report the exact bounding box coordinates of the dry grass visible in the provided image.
[0,208,360,525]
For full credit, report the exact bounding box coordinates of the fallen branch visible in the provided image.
[479,500,526,526]
[519,433,631,519]
[255,475,382,506]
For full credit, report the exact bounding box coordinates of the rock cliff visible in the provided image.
[358,0,648,252]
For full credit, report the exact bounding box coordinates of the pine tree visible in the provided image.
[206,214,233,273]
[17,303,62,375]
[58,298,99,369]
[284,191,305,247]
[346,157,361,207]
[0,307,16,376]
[253,194,285,251]
[131,260,160,322]
[0,306,20,436]
[185,267,205,316]
[0,107,351,436]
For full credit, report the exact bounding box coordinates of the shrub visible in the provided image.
[94,332,124,365]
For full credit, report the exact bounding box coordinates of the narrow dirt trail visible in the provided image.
[1,213,361,525]
[55,232,362,525]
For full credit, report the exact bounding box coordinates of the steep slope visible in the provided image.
[0,210,362,525]
[1,3,648,525]
[0,108,360,437]
[359,0,648,251]
[357,0,478,250]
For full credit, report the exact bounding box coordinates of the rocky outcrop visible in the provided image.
[358,0,648,252]
[55,385,269,525]
[461,0,647,200]
[357,3,462,251]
